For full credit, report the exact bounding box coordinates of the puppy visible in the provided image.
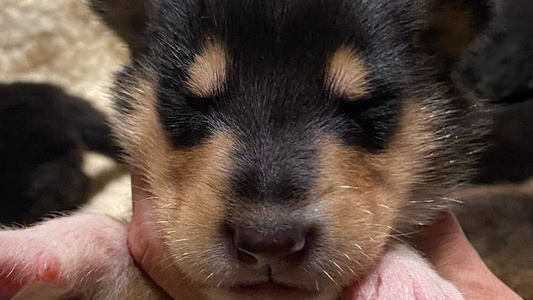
[457,0,533,184]
[1,0,491,299]
[0,83,120,226]
[101,0,488,298]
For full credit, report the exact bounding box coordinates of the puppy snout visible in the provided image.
[235,225,306,257]
[230,224,315,269]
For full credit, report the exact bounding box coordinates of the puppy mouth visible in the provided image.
[228,280,319,297]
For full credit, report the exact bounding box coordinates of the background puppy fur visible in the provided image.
[0,83,121,226]
[457,0,533,184]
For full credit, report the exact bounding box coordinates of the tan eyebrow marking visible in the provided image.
[326,46,369,101]
[186,40,228,97]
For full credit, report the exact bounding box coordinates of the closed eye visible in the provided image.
[336,84,401,152]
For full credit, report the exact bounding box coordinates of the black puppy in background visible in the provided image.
[458,0,533,184]
[0,83,120,225]
[454,1,533,296]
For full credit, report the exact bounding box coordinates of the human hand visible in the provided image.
[413,211,523,300]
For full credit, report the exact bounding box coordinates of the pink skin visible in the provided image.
[0,213,168,299]
[0,213,463,300]
[0,250,61,296]
[344,244,464,300]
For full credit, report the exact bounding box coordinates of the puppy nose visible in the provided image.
[233,225,307,264]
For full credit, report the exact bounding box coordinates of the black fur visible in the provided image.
[460,33,533,105]
[104,0,486,208]
[0,83,120,225]
[474,101,533,183]
[457,0,533,183]
[151,1,483,206]
[88,0,149,53]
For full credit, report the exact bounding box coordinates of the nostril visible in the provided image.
[236,248,258,265]
[232,225,308,262]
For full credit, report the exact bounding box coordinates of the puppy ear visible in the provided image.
[417,0,494,75]
[422,0,493,55]
[88,0,149,53]
[455,0,533,105]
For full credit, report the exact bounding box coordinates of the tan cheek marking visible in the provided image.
[114,71,234,257]
[112,69,235,281]
[315,139,393,268]
[311,101,435,280]
[111,69,232,220]
[110,71,172,183]
[151,131,235,282]
[187,40,228,98]
[157,131,233,243]
[377,101,435,194]
[326,46,369,101]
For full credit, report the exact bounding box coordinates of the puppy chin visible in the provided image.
[204,285,341,300]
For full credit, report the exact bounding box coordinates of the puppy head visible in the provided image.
[96,0,487,299]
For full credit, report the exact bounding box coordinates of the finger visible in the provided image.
[413,211,522,300]
[129,173,206,300]
[413,211,482,275]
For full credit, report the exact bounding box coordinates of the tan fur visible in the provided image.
[112,68,235,289]
[326,46,368,101]
[302,100,437,288]
[187,40,228,97]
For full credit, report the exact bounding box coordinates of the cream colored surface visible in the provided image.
[0,0,131,215]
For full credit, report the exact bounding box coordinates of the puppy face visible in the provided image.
[109,1,484,299]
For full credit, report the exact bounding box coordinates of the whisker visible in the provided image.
[377,204,391,209]
[202,272,215,285]
[440,197,463,204]
[6,265,17,278]
[322,269,341,288]
[345,264,356,275]
[353,244,374,263]
[330,260,344,276]
[409,199,434,204]
[343,253,351,261]
[340,185,358,190]
[216,270,231,288]
[361,209,374,216]
[131,184,155,195]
